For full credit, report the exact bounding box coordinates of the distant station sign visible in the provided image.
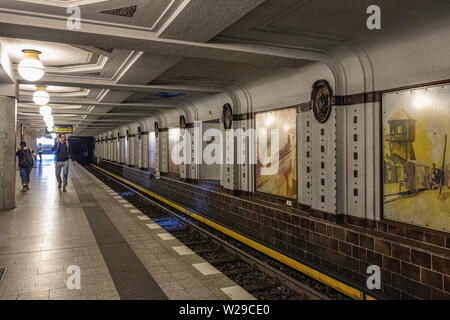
[55,125,73,134]
[47,125,73,134]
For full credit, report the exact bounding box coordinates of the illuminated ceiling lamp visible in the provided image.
[43,114,53,122]
[44,115,54,127]
[18,49,45,81]
[39,104,52,116]
[33,86,50,105]
[47,126,54,132]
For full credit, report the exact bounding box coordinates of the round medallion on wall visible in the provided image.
[222,103,233,130]
[154,122,159,138]
[311,80,333,124]
[179,115,186,134]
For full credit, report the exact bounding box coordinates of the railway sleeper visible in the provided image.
[209,256,241,265]
[183,240,209,246]
[243,282,277,293]
[222,267,253,277]
[193,247,218,254]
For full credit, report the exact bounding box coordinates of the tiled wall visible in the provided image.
[99,160,450,300]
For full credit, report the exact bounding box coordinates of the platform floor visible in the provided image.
[0,159,254,300]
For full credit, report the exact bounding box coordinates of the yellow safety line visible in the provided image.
[92,164,376,300]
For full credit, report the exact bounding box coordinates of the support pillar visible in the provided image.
[128,135,135,167]
[142,132,149,170]
[119,136,125,164]
[135,135,142,169]
[0,96,17,210]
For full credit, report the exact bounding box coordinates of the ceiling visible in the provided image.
[0,0,448,136]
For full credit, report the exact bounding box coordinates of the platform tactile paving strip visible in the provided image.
[72,177,168,300]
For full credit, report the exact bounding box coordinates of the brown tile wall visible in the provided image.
[99,160,450,300]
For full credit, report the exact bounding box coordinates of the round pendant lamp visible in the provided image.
[39,104,52,116]
[33,86,50,105]
[18,50,45,81]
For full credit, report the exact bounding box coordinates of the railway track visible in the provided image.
[86,164,350,300]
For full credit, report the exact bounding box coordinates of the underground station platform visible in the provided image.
[0,0,449,316]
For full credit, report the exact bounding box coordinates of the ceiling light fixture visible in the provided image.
[18,49,45,81]
[44,115,54,128]
[39,105,52,116]
[33,86,50,105]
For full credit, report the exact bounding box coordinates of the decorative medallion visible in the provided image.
[311,80,333,124]
[179,115,186,134]
[222,103,233,130]
[154,122,159,138]
[99,6,137,18]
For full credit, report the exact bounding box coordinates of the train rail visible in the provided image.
[85,164,350,300]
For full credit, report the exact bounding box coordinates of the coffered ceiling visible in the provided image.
[0,0,448,136]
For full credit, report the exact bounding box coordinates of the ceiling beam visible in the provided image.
[18,118,137,122]
[17,99,176,109]
[18,111,154,117]
[0,10,324,69]
[18,74,221,94]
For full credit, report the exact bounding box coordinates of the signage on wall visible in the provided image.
[46,125,73,134]
[179,115,186,135]
[311,80,333,124]
[223,104,233,130]
[154,121,159,138]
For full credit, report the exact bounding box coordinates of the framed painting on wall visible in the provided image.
[255,107,297,199]
[382,83,450,232]
[149,132,156,169]
[168,128,181,174]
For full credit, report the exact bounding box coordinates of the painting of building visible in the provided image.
[383,84,450,232]
[255,107,297,199]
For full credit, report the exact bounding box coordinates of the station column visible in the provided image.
[141,131,149,170]
[0,96,17,211]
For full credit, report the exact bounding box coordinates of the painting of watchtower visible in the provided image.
[384,107,416,194]
[382,84,450,232]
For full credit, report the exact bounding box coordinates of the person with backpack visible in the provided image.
[16,141,36,192]
[51,133,75,192]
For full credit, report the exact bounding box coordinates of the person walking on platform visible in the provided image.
[37,143,43,163]
[51,134,74,192]
[16,141,36,192]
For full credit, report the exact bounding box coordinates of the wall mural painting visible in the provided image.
[383,84,450,232]
[256,107,297,199]
[168,128,181,174]
[149,132,156,169]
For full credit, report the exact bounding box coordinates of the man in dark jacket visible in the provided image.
[16,141,36,192]
[51,134,74,192]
